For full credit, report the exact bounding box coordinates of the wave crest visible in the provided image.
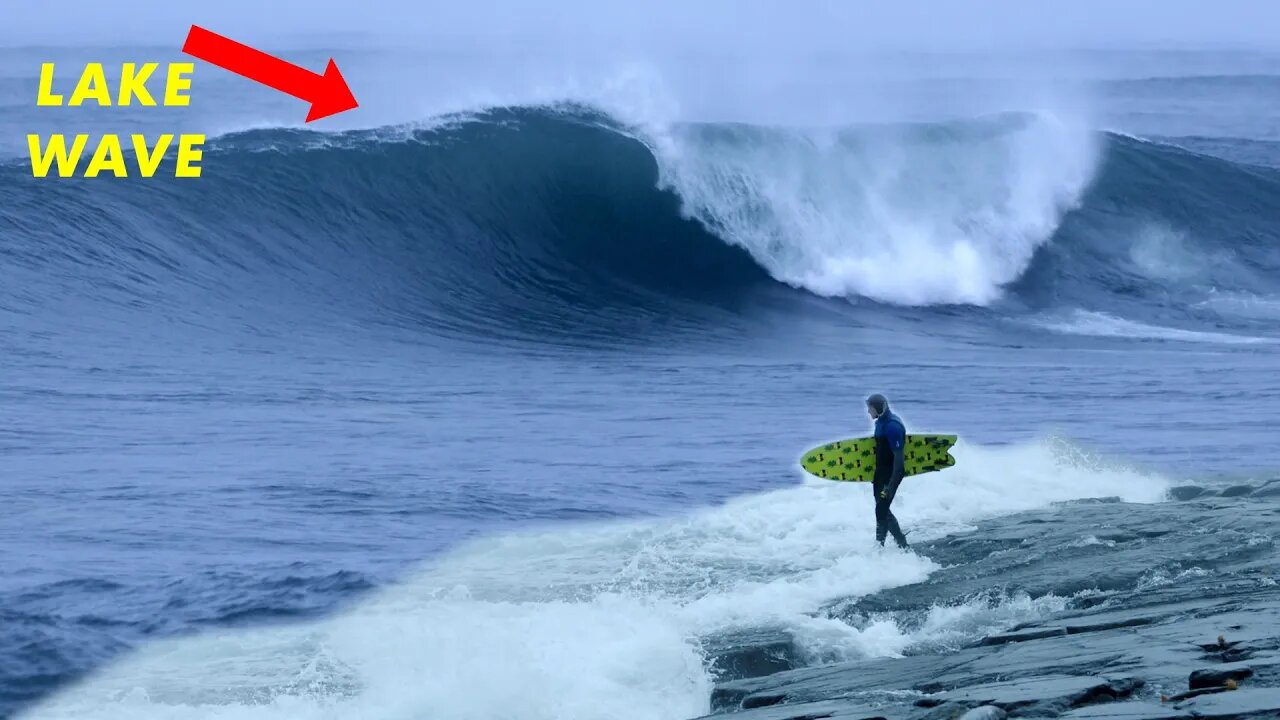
[648,112,1100,305]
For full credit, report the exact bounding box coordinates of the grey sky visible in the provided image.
[4,0,1280,50]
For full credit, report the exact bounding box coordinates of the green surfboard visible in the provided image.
[800,434,958,482]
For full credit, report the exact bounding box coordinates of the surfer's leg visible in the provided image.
[873,481,890,544]
[883,508,907,548]
[876,482,908,548]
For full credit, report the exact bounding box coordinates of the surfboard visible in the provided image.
[800,434,958,482]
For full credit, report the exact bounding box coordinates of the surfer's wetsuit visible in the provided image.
[873,409,909,548]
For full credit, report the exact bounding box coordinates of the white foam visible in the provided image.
[1196,291,1280,321]
[1127,223,1204,281]
[19,438,1168,720]
[1069,535,1116,548]
[1037,309,1276,344]
[1136,566,1210,591]
[641,112,1100,306]
[895,591,1077,656]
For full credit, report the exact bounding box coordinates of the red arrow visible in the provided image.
[181,24,358,122]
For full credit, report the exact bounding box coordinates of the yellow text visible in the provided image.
[28,134,205,178]
[37,62,195,107]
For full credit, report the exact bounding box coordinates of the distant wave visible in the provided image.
[1195,291,1280,321]
[1034,310,1277,345]
[1107,73,1280,88]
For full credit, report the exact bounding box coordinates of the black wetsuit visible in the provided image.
[872,409,909,548]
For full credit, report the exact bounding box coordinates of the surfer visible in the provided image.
[866,393,909,549]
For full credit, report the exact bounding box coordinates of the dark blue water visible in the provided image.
[2,47,1279,720]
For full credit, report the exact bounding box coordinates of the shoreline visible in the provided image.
[697,480,1280,720]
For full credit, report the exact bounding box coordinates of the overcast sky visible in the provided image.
[4,0,1280,51]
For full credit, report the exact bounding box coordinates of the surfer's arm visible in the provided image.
[888,424,906,489]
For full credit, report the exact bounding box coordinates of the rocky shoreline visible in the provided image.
[696,480,1280,720]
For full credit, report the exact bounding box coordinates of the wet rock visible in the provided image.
[743,693,788,709]
[1174,687,1280,718]
[1197,636,1245,653]
[977,627,1068,646]
[1189,665,1255,690]
[1200,644,1256,664]
[711,652,971,711]
[1218,485,1255,498]
[1064,616,1160,634]
[695,491,1280,720]
[704,629,800,682]
[1059,701,1190,719]
[1164,685,1237,703]
[1169,486,1209,501]
[691,697,900,720]
[956,707,1006,720]
[915,674,1141,715]
[969,608,1170,650]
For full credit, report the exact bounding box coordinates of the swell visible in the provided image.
[1,107,777,348]
[1010,133,1280,319]
[4,105,1280,347]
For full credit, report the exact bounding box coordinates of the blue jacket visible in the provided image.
[873,410,907,486]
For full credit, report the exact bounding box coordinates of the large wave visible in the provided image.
[4,105,1280,346]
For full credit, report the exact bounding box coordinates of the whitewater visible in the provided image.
[15,440,1169,720]
[648,112,1099,305]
